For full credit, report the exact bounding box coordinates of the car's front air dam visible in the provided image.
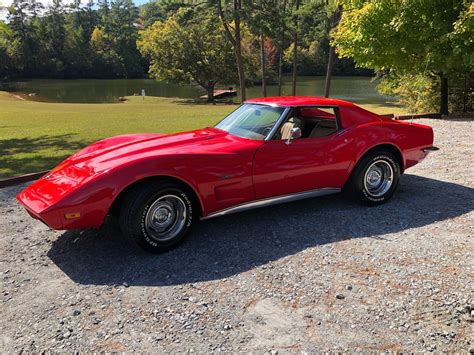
[19,202,64,230]
[18,192,108,230]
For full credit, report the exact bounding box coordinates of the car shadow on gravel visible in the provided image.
[47,174,474,286]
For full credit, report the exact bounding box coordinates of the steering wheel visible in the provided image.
[262,126,273,137]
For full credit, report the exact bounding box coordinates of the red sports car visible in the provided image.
[17,96,437,252]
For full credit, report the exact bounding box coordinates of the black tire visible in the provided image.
[344,150,400,206]
[119,181,195,253]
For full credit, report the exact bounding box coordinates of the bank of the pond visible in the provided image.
[0,92,407,178]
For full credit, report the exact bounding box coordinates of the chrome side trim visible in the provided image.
[201,188,341,220]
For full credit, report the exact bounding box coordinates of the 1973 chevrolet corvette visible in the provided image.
[17,96,437,252]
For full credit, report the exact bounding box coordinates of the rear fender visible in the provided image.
[342,120,433,183]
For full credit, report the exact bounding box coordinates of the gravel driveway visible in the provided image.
[1,118,473,352]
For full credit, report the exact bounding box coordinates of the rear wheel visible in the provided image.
[119,181,195,253]
[345,150,400,206]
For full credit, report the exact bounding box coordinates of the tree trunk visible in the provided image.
[234,23,246,102]
[217,0,246,103]
[260,32,267,97]
[277,48,283,96]
[277,0,287,97]
[324,45,335,98]
[324,4,342,98]
[292,32,297,96]
[440,75,449,115]
[463,75,468,112]
[234,0,246,102]
[206,82,215,103]
[291,0,300,96]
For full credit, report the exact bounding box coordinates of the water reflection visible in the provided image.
[1,76,396,104]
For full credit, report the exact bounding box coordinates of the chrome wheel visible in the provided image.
[363,160,393,198]
[144,195,187,242]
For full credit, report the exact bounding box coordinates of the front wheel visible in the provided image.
[119,182,195,253]
[345,150,400,206]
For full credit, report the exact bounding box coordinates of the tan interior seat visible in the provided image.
[280,117,303,140]
[308,119,337,138]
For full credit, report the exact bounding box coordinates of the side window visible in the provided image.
[275,106,340,140]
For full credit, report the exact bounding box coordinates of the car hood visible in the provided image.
[54,127,235,174]
[18,127,252,213]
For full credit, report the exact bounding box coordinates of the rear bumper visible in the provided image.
[423,146,439,153]
[404,146,439,170]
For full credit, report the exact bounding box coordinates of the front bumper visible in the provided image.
[19,198,64,229]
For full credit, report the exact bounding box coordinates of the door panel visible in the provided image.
[252,135,352,199]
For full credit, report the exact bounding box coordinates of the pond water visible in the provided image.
[1,76,396,105]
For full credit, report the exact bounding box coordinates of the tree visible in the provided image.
[274,0,290,95]
[106,0,143,77]
[7,0,44,76]
[297,0,327,94]
[323,2,341,97]
[285,0,326,95]
[0,21,13,79]
[138,7,237,102]
[139,2,166,28]
[87,0,145,78]
[333,0,473,114]
[215,0,247,102]
[38,0,66,75]
[291,0,300,96]
[89,25,122,78]
[63,0,98,77]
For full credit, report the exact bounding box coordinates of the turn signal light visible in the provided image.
[64,212,81,219]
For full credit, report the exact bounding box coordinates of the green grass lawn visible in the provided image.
[0,91,406,178]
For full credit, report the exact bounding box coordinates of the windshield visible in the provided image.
[215,104,286,140]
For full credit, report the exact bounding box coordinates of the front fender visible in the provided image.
[48,158,204,229]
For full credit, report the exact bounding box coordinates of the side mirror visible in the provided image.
[286,127,302,145]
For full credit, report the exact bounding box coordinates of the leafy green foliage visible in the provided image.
[138,7,236,100]
[139,2,166,28]
[3,0,144,79]
[335,0,472,75]
[377,73,440,113]
[333,0,473,113]
[1,0,375,87]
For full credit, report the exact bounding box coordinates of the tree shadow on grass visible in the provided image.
[0,134,89,178]
[47,174,474,287]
